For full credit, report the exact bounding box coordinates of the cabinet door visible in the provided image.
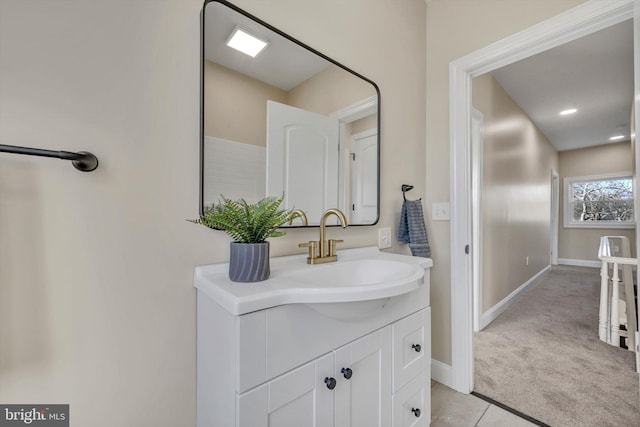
[392,372,430,427]
[334,326,392,427]
[393,309,429,392]
[237,353,334,427]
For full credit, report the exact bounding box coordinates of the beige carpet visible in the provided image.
[474,266,640,427]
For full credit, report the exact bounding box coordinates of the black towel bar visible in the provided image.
[402,184,414,201]
[0,144,98,172]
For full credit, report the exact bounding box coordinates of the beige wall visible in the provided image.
[0,0,426,426]
[473,74,558,312]
[352,114,377,135]
[426,0,587,364]
[558,142,636,261]
[204,60,287,146]
[287,64,376,115]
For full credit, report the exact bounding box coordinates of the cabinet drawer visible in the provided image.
[392,371,430,427]
[392,308,428,392]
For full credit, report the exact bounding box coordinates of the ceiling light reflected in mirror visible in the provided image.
[226,27,268,57]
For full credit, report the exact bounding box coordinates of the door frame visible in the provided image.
[448,0,637,393]
[550,169,560,266]
[330,95,379,221]
[471,107,484,333]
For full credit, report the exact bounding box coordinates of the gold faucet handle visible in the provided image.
[328,239,344,257]
[299,241,318,260]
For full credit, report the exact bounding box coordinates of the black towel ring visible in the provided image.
[402,184,414,201]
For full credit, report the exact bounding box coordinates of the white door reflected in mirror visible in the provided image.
[351,129,378,224]
[267,101,340,226]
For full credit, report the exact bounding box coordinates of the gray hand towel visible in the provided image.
[397,199,431,258]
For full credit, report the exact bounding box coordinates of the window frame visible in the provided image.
[563,172,635,229]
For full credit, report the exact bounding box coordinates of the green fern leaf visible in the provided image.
[191,195,293,243]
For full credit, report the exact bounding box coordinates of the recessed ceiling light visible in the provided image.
[559,108,577,116]
[226,27,268,58]
[609,135,625,141]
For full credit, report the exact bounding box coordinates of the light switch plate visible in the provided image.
[432,202,450,221]
[378,227,392,249]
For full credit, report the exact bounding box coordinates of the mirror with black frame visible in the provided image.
[201,0,380,226]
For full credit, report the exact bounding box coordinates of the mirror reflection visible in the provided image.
[202,0,380,226]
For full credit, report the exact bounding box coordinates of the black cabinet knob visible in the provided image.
[411,407,421,417]
[412,343,422,353]
[324,377,337,390]
[341,367,353,380]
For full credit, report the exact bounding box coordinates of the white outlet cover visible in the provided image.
[432,202,450,221]
[378,227,392,249]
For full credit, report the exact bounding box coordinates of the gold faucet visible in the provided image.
[299,208,348,264]
[288,209,308,226]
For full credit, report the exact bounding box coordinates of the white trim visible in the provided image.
[453,1,634,79]
[332,97,378,218]
[558,258,602,268]
[431,359,454,388]
[340,145,351,220]
[330,95,378,123]
[471,108,484,333]
[478,266,550,331]
[551,169,560,265]
[564,223,636,229]
[634,1,640,336]
[449,0,636,394]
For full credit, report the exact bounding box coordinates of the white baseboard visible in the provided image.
[431,359,453,388]
[558,258,601,268]
[479,265,550,331]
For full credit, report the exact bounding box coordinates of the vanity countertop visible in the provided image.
[194,246,432,316]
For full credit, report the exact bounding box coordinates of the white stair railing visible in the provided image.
[598,236,639,372]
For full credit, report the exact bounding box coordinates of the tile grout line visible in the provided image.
[473,402,491,427]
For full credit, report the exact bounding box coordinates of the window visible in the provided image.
[564,173,634,228]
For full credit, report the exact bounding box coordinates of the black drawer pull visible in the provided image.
[411,407,421,417]
[324,377,336,390]
[412,343,422,353]
[341,367,353,380]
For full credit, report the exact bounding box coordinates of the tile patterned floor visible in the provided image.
[431,381,538,426]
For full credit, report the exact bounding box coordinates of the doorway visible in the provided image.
[449,0,639,394]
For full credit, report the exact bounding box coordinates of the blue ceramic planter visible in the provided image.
[228,242,270,282]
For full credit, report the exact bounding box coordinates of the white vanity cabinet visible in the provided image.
[194,247,432,427]
[238,325,393,427]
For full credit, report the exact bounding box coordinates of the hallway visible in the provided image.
[474,266,640,426]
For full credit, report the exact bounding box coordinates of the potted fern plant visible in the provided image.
[192,195,292,282]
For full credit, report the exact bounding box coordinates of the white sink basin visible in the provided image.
[285,259,417,288]
[194,246,431,315]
